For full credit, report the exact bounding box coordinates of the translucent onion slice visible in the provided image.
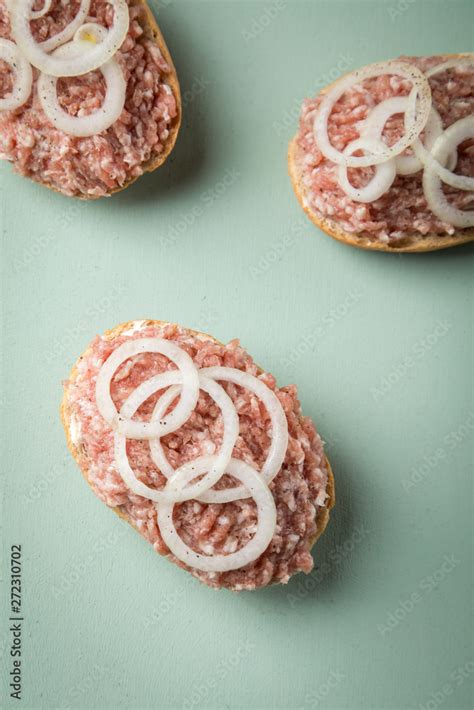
[361,98,455,175]
[95,338,200,440]
[422,116,474,228]
[116,372,238,503]
[0,38,33,111]
[39,0,91,52]
[74,22,107,45]
[150,382,248,503]
[197,366,289,503]
[37,37,126,137]
[425,56,474,79]
[314,61,432,168]
[30,0,52,20]
[407,105,474,192]
[151,366,289,503]
[156,457,277,572]
[337,137,396,203]
[10,0,129,77]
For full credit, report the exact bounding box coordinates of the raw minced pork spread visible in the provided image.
[296,56,474,244]
[0,0,178,197]
[64,322,330,591]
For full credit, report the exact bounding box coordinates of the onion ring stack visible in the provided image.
[95,337,289,573]
[314,58,474,228]
[2,0,130,137]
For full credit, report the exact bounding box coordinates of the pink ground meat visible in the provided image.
[297,56,474,243]
[64,322,329,590]
[0,1,178,197]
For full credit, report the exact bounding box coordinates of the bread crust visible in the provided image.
[61,320,335,572]
[38,0,181,200]
[288,54,474,253]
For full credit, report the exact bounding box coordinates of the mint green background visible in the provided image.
[1,1,473,708]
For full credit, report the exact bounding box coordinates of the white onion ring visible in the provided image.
[38,0,91,52]
[361,98,455,175]
[121,364,288,503]
[197,366,289,503]
[156,457,277,572]
[115,373,239,503]
[407,103,474,192]
[10,0,129,77]
[95,338,200,440]
[337,137,396,203]
[314,61,432,168]
[425,56,474,79]
[0,38,33,111]
[30,0,52,20]
[37,36,126,137]
[422,116,474,228]
[73,22,107,45]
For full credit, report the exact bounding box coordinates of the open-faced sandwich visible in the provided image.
[289,55,474,252]
[0,1,180,198]
[61,320,335,591]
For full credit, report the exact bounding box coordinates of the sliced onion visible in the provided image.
[337,137,396,203]
[423,116,474,228]
[37,38,126,137]
[95,338,200,440]
[39,0,91,52]
[74,22,108,45]
[10,0,129,77]
[198,366,289,503]
[30,0,52,20]
[150,379,246,503]
[156,457,277,572]
[314,61,432,168]
[361,98,455,175]
[0,38,33,111]
[425,56,474,79]
[404,83,471,189]
[116,372,239,503]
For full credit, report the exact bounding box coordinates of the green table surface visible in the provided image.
[1,1,473,708]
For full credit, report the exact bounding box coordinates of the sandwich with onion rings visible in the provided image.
[0,0,180,198]
[288,55,474,252]
[61,320,335,591]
